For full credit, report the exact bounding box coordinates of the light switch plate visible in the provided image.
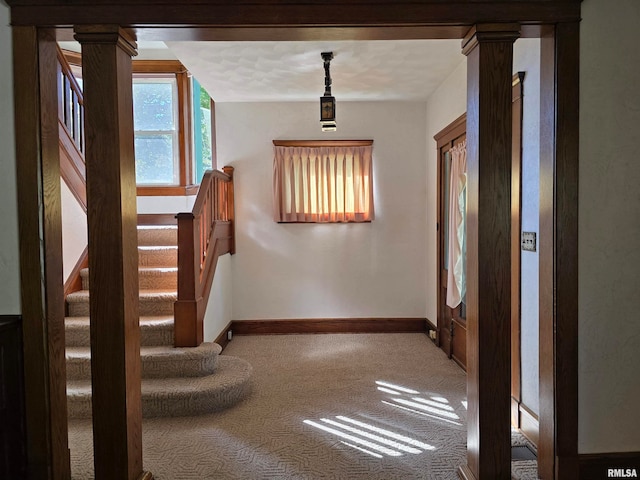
[521,231,537,252]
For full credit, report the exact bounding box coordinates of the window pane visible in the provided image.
[133,82,174,131]
[135,134,176,184]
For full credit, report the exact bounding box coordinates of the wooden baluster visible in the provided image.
[222,166,235,254]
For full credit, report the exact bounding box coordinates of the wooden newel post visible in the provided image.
[74,25,152,480]
[222,165,235,254]
[175,212,200,347]
[459,23,519,480]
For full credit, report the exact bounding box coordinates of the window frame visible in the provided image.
[62,52,205,196]
[272,139,374,224]
[132,60,197,196]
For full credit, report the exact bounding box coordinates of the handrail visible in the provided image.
[174,166,235,347]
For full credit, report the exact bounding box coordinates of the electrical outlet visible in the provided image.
[227,330,233,341]
[429,330,437,341]
[521,231,537,252]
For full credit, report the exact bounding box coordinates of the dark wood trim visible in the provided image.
[132,59,185,74]
[273,139,373,147]
[539,22,580,480]
[462,23,519,480]
[231,318,427,336]
[74,25,146,480]
[434,113,466,147]
[136,185,199,196]
[137,213,178,226]
[7,2,582,30]
[579,453,640,480]
[13,26,71,479]
[510,71,525,427]
[0,316,27,479]
[63,246,89,298]
[214,321,233,351]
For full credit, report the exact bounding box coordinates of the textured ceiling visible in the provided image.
[59,39,465,102]
[165,40,464,102]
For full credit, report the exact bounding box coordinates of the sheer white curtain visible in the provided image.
[446,140,467,308]
[273,145,374,223]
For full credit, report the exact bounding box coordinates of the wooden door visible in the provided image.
[435,115,467,370]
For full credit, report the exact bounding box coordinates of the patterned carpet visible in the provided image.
[68,333,538,479]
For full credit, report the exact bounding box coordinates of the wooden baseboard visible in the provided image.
[214,321,233,351]
[457,464,477,480]
[579,452,640,480]
[137,213,177,225]
[231,318,427,335]
[519,403,539,448]
[510,397,539,448]
[63,246,89,299]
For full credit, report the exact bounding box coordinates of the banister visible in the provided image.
[174,167,235,347]
[56,46,85,156]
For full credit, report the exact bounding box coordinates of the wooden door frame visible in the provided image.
[7,2,580,479]
[434,113,467,369]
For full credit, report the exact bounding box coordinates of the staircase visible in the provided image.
[64,225,252,418]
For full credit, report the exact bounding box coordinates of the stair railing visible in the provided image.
[174,167,235,347]
[56,47,87,210]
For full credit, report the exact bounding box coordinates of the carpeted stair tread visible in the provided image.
[66,289,177,317]
[80,266,177,290]
[137,225,178,246]
[65,315,174,347]
[66,342,222,380]
[138,245,177,267]
[67,355,252,418]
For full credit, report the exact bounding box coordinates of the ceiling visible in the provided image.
[59,39,465,102]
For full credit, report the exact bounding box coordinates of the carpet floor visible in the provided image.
[68,333,539,479]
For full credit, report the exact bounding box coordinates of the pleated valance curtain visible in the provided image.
[446,140,467,309]
[273,144,374,223]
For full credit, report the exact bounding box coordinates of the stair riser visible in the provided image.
[81,271,177,290]
[138,247,177,267]
[66,354,219,381]
[137,227,178,247]
[67,357,252,419]
[68,297,175,317]
[65,324,173,348]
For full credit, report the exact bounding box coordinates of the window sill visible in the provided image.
[137,185,199,196]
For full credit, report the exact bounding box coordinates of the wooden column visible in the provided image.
[459,24,519,480]
[73,26,150,480]
[539,22,580,480]
[13,26,70,479]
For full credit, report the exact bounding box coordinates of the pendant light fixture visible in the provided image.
[320,52,337,132]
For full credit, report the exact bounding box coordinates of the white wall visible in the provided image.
[202,253,232,341]
[513,39,541,416]
[0,4,20,314]
[217,101,428,320]
[579,0,640,453]
[137,195,195,214]
[60,180,88,281]
[424,58,467,324]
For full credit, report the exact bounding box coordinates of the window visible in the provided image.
[273,140,374,223]
[60,53,216,195]
[133,77,179,185]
